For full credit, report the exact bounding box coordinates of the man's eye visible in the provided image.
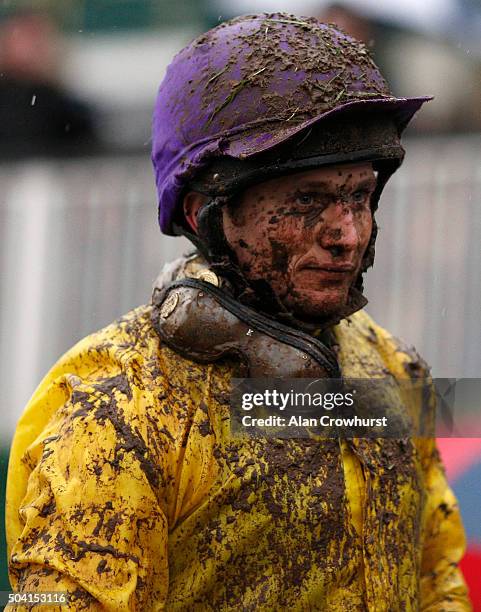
[352,190,370,204]
[295,192,316,206]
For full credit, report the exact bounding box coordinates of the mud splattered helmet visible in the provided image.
[151,13,431,312]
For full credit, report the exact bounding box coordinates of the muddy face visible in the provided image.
[222,163,375,321]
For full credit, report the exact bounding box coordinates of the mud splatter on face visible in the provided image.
[222,163,375,321]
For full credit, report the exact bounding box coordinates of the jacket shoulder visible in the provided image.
[26,304,183,398]
[336,309,431,379]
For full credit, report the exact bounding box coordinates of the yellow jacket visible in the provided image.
[6,305,471,610]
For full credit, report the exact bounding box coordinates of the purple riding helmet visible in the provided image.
[151,13,431,312]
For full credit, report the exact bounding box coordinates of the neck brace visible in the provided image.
[152,254,343,378]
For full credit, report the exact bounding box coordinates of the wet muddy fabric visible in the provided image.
[6,308,470,610]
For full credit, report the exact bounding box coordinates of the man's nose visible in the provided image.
[316,202,359,253]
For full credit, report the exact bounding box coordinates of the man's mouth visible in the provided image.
[298,262,356,273]
[296,261,357,283]
[308,265,355,272]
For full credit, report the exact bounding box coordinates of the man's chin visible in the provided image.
[287,288,350,322]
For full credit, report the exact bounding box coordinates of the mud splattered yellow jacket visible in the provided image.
[6,304,471,610]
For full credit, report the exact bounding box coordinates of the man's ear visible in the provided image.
[183,192,209,233]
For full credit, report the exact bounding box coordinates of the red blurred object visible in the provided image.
[460,545,481,610]
[438,439,481,610]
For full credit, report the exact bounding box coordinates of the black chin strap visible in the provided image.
[196,197,252,297]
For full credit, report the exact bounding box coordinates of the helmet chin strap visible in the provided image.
[177,197,284,311]
[176,196,246,288]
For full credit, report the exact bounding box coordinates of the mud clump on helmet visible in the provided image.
[199,14,390,135]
